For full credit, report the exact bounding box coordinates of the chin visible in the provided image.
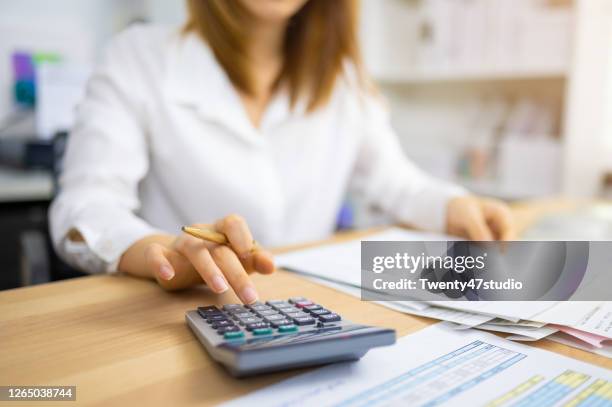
[239,0,309,22]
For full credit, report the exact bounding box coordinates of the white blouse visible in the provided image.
[49,25,465,273]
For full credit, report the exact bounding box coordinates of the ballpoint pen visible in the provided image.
[181,226,260,250]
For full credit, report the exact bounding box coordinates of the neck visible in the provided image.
[245,19,288,62]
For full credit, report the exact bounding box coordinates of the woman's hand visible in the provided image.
[119,215,275,304]
[446,196,516,241]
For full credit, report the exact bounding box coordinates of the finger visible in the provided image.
[483,201,516,241]
[211,245,258,304]
[177,239,230,294]
[465,210,494,241]
[215,214,254,258]
[145,243,175,281]
[253,250,275,274]
[241,250,275,274]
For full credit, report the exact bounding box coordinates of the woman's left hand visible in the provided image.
[446,196,516,241]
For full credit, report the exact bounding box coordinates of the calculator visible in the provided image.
[186,297,396,377]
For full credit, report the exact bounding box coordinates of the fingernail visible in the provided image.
[241,286,258,304]
[159,265,174,280]
[211,275,229,293]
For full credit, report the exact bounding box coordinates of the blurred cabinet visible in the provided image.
[0,198,49,290]
[360,0,612,199]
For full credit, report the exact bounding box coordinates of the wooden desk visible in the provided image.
[1,203,610,406]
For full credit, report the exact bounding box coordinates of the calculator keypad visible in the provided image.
[246,322,270,331]
[197,298,342,340]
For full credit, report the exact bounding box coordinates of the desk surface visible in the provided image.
[1,200,610,406]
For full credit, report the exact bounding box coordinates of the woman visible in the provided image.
[50,0,514,304]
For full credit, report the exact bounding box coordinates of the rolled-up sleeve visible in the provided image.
[49,28,161,273]
[351,95,467,233]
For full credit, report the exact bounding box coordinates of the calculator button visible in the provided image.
[256,309,279,317]
[222,304,244,311]
[270,319,293,328]
[217,326,241,334]
[264,314,286,322]
[318,313,341,322]
[289,297,309,304]
[267,300,292,308]
[252,327,273,336]
[293,316,316,325]
[232,312,254,319]
[246,322,270,331]
[294,301,314,308]
[239,317,262,325]
[284,311,309,319]
[308,308,331,316]
[198,305,221,313]
[211,320,234,329]
[224,331,245,340]
[206,315,227,323]
[197,306,223,318]
[249,304,272,312]
[226,307,250,314]
[278,325,298,333]
[276,306,296,314]
[303,304,322,311]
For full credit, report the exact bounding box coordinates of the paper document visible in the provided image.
[488,318,548,328]
[548,333,612,359]
[552,325,611,348]
[427,301,558,322]
[223,323,612,407]
[532,302,612,338]
[278,229,556,322]
[277,228,611,354]
[474,322,558,341]
[306,274,493,327]
[385,301,493,327]
[276,227,454,288]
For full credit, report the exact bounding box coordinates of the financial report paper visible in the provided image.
[276,228,560,322]
[222,323,612,407]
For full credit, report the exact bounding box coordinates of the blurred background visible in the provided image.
[1,0,612,289]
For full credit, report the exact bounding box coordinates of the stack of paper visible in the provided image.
[276,228,612,357]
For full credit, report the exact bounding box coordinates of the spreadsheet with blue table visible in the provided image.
[223,323,612,407]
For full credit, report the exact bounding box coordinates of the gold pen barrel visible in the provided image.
[181,226,261,251]
[181,226,229,245]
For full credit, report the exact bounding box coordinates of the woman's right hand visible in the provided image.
[118,215,275,304]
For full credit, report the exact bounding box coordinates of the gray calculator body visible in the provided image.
[186,298,396,377]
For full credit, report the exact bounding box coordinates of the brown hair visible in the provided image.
[184,0,363,111]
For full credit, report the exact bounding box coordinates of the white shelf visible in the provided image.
[0,168,54,203]
[372,67,567,84]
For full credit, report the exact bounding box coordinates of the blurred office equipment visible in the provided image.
[0,0,153,289]
[36,63,91,140]
[0,0,189,289]
[0,51,89,290]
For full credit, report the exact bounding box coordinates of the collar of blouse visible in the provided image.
[162,31,307,144]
